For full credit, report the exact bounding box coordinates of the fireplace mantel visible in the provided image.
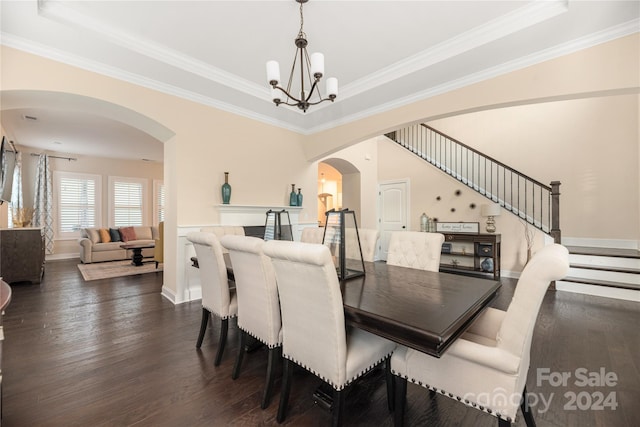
[216,204,303,226]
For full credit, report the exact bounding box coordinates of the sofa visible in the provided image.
[79,225,159,263]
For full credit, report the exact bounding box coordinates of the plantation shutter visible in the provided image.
[113,180,143,227]
[59,176,96,232]
[155,181,165,224]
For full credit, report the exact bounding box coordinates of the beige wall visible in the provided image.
[1,45,316,300]
[7,145,163,258]
[427,94,640,242]
[377,138,548,273]
[303,34,639,160]
[1,32,638,298]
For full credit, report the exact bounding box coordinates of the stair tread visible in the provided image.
[570,263,640,274]
[566,246,640,259]
[561,276,640,291]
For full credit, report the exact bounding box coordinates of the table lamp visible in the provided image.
[480,203,501,233]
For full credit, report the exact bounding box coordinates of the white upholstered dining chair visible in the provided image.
[187,232,238,366]
[220,235,282,409]
[263,240,397,426]
[391,243,570,427]
[345,227,379,262]
[300,226,324,244]
[386,231,445,272]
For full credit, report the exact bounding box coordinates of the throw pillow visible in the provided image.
[134,226,152,241]
[119,226,137,242]
[109,228,122,242]
[86,228,101,244]
[98,228,111,243]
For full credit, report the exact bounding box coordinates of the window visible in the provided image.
[109,176,148,227]
[153,179,165,225]
[54,171,102,238]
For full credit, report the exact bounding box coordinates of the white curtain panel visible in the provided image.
[11,151,24,210]
[32,154,54,254]
[0,146,7,198]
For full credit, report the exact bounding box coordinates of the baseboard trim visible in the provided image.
[161,286,177,304]
[501,270,521,280]
[46,253,79,261]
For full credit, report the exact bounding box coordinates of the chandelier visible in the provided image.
[266,0,338,113]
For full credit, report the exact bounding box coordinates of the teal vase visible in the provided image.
[289,184,297,206]
[221,172,231,204]
[296,188,303,207]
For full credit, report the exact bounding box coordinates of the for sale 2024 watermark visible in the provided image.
[535,367,618,412]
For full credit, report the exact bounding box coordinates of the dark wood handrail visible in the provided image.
[386,123,561,240]
[420,124,551,191]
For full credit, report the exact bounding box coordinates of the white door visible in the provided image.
[378,180,409,260]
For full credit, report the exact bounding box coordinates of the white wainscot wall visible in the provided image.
[174,205,317,304]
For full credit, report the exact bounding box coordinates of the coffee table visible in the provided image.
[120,242,155,266]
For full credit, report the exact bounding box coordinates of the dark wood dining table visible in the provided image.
[191,255,500,357]
[341,261,500,357]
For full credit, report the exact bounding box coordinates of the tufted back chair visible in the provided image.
[345,228,379,262]
[187,231,238,366]
[386,231,444,271]
[264,240,396,426]
[300,226,324,244]
[391,244,570,427]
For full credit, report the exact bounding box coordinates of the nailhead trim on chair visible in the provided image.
[286,352,392,391]
[239,326,282,349]
[202,304,237,321]
[391,370,514,422]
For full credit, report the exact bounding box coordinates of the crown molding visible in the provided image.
[305,19,640,135]
[36,0,568,109]
[0,32,307,135]
[2,15,637,137]
[37,0,268,101]
[338,0,568,100]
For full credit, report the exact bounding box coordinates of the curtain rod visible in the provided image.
[30,153,77,161]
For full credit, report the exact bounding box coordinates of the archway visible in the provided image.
[317,158,361,226]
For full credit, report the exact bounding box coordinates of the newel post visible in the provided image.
[550,181,561,244]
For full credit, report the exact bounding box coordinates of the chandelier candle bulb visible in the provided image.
[266,61,280,85]
[271,88,281,103]
[310,53,324,78]
[326,77,338,98]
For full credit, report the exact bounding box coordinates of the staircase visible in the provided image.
[557,246,640,302]
[385,123,640,302]
[385,123,561,242]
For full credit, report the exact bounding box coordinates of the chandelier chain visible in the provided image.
[266,0,337,113]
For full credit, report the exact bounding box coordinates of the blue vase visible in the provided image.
[289,184,297,206]
[481,257,494,272]
[221,172,231,204]
[296,188,303,207]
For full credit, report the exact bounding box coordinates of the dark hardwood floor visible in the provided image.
[2,259,639,426]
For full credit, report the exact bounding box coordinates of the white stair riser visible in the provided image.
[557,281,640,302]
[569,254,640,269]
[567,267,640,285]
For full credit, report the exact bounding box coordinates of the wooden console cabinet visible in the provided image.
[0,228,45,284]
[440,233,501,280]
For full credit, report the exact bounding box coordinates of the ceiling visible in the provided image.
[1,0,638,161]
